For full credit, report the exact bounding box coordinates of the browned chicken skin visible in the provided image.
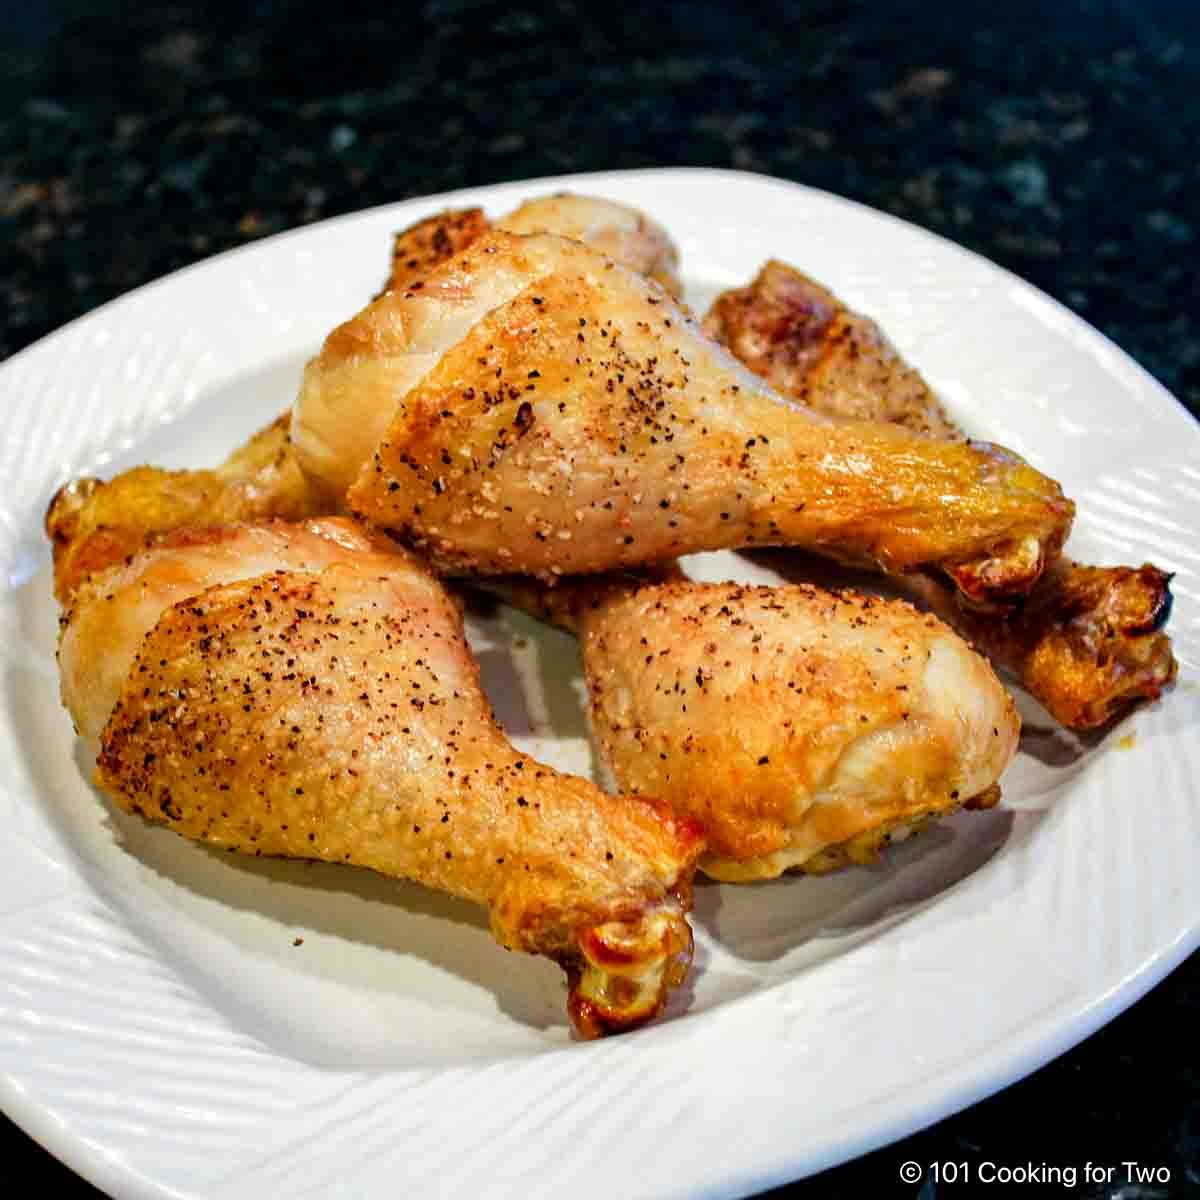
[496,193,683,297]
[380,194,682,300]
[704,259,1177,727]
[57,518,704,1037]
[904,560,1176,729]
[295,230,1073,602]
[381,206,493,297]
[491,572,1018,880]
[702,259,962,439]
[294,199,686,506]
[45,414,324,604]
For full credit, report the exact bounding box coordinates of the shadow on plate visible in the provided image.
[691,805,1018,969]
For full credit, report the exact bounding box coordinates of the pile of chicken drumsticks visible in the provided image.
[47,194,1176,1037]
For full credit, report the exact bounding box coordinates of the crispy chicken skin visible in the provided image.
[300,197,684,505]
[58,518,704,1037]
[701,259,961,439]
[45,414,324,604]
[496,193,682,297]
[303,230,1072,599]
[704,259,1177,727]
[492,573,1017,880]
[292,231,559,504]
[380,206,492,297]
[379,194,682,300]
[905,559,1176,729]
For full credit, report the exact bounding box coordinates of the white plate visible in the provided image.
[0,169,1196,1199]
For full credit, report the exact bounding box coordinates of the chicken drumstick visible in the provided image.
[492,571,1020,881]
[295,230,1074,604]
[56,517,704,1037]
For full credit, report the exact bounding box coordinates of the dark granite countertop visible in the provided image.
[1,1,1196,1196]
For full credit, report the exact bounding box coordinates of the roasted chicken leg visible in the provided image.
[703,259,1177,727]
[57,517,704,1036]
[491,571,1019,881]
[295,230,1073,603]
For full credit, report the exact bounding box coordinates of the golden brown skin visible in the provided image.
[45,414,325,604]
[380,207,492,296]
[379,194,683,300]
[496,193,683,297]
[905,559,1176,729]
[301,197,685,506]
[702,260,961,439]
[491,574,1017,881]
[313,231,1072,599]
[58,518,704,1037]
[704,259,1177,727]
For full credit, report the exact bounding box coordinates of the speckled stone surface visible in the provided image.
[1,2,1197,1196]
